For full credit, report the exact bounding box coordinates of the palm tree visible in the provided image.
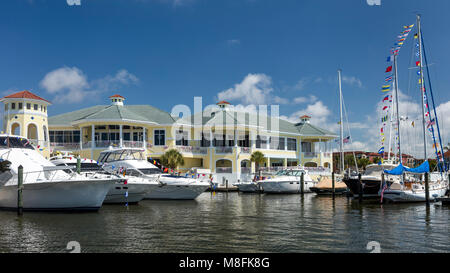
[160,149,185,175]
[250,151,266,180]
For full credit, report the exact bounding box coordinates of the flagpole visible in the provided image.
[338,69,344,173]
[417,14,427,162]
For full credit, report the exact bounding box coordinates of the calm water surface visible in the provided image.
[0,193,449,253]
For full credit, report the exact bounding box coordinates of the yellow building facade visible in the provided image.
[2,91,337,181]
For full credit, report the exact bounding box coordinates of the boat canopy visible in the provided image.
[384,161,430,175]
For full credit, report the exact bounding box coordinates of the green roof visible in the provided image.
[49,105,175,126]
[177,109,337,137]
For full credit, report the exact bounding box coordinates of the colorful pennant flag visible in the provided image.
[385,75,393,82]
[386,66,393,73]
[382,95,390,102]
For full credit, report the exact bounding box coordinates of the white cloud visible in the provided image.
[227,39,241,46]
[217,73,273,105]
[342,75,363,88]
[40,67,139,104]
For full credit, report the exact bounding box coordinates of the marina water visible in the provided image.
[0,193,449,253]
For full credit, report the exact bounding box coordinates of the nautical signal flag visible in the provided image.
[381,115,388,122]
[414,33,418,39]
[343,136,350,144]
[378,147,385,154]
[416,61,421,66]
[411,121,415,127]
[382,85,390,92]
[383,95,390,102]
[386,66,393,73]
[387,55,394,62]
[383,106,389,110]
[385,75,393,82]
[404,24,414,29]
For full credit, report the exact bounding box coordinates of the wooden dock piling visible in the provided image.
[332,172,335,197]
[76,156,81,174]
[300,172,304,194]
[358,173,363,203]
[18,165,23,215]
[425,172,430,205]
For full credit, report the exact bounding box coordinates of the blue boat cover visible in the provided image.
[384,161,430,175]
[384,164,404,175]
[404,160,430,174]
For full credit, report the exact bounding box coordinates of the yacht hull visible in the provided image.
[0,179,113,211]
[104,182,158,204]
[343,177,392,198]
[236,183,261,193]
[144,184,209,200]
[382,187,448,203]
[260,181,316,194]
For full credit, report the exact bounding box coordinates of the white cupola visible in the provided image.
[109,94,125,106]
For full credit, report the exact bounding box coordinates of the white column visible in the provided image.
[319,138,322,167]
[298,137,302,166]
[143,126,146,149]
[119,125,123,148]
[79,127,83,150]
[284,137,288,151]
[91,124,95,160]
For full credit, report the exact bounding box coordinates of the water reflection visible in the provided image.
[0,192,449,253]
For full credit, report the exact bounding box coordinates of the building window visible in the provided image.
[154,130,165,146]
[34,104,38,110]
[95,125,106,130]
[256,135,268,149]
[49,130,80,143]
[176,130,189,146]
[19,103,23,109]
[109,125,119,130]
[269,137,285,150]
[133,132,143,141]
[287,138,297,151]
[301,142,312,153]
[26,103,31,110]
[124,132,131,141]
[201,133,211,147]
[11,103,15,110]
[44,106,46,112]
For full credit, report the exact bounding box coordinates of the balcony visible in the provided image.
[215,147,233,154]
[50,142,80,150]
[176,146,208,155]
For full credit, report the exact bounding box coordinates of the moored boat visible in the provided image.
[0,135,120,211]
[259,169,317,194]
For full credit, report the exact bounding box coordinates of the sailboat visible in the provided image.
[380,15,449,203]
[340,69,399,199]
[311,70,348,195]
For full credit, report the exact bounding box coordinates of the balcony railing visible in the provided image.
[216,167,233,173]
[176,146,208,154]
[215,147,234,154]
[240,147,251,154]
[50,142,80,150]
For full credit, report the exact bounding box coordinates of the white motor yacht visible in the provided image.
[50,153,158,204]
[0,135,120,211]
[234,181,261,193]
[97,148,211,200]
[259,169,317,194]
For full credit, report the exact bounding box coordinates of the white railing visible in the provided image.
[50,142,80,150]
[216,147,233,154]
[240,147,251,154]
[29,139,50,149]
[216,167,233,173]
[176,146,208,154]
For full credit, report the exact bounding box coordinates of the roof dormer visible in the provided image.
[109,94,125,106]
[216,100,231,110]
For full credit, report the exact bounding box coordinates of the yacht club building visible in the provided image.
[2,91,338,179]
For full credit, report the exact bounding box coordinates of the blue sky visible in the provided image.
[1,0,449,157]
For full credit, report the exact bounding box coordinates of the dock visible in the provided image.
[437,197,450,205]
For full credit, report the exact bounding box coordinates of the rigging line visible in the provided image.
[341,94,359,172]
[421,32,447,172]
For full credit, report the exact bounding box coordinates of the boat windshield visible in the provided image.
[275,170,305,176]
[0,137,34,150]
[99,150,145,163]
[364,165,395,176]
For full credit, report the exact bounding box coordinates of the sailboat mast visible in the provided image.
[417,14,427,161]
[338,69,345,173]
[393,54,402,164]
[387,94,394,162]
